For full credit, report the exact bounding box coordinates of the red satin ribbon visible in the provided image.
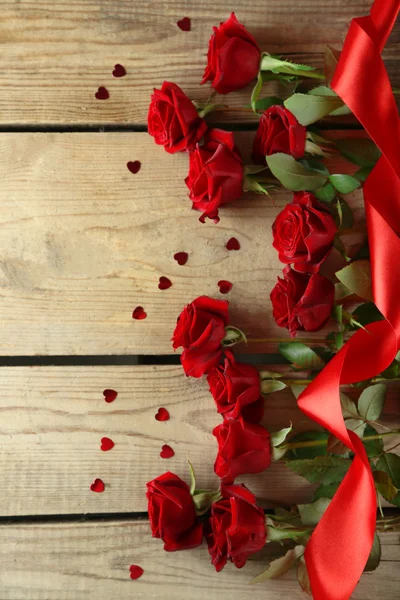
[297,2,400,599]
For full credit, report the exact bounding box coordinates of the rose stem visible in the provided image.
[284,429,400,451]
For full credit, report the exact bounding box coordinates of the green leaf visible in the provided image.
[316,182,336,203]
[334,197,354,229]
[298,498,331,526]
[271,425,293,448]
[260,54,322,78]
[286,456,352,484]
[279,342,325,370]
[327,433,348,455]
[192,489,222,516]
[351,303,384,327]
[335,281,353,302]
[259,370,283,379]
[358,383,386,421]
[284,93,344,126]
[324,46,340,84]
[290,384,307,400]
[266,153,327,192]
[354,166,373,182]
[336,260,373,302]
[250,546,305,584]
[253,96,283,111]
[373,470,398,502]
[364,533,381,572]
[334,331,344,350]
[188,460,196,496]
[251,71,263,113]
[363,425,384,458]
[286,431,329,460]
[266,518,310,544]
[297,556,312,596]
[376,453,400,507]
[335,138,381,169]
[312,481,341,501]
[329,174,360,194]
[340,392,359,419]
[261,379,287,394]
[380,360,400,379]
[345,418,366,439]
[298,158,329,175]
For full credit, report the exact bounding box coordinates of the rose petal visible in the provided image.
[174,251,188,265]
[226,237,240,251]
[112,64,126,77]
[218,280,233,294]
[100,437,115,451]
[129,565,144,580]
[90,478,105,493]
[132,306,147,320]
[127,161,141,174]
[95,87,109,100]
[103,389,118,403]
[155,407,170,421]
[160,444,175,459]
[177,17,191,31]
[158,276,172,290]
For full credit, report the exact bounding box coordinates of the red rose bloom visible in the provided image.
[213,418,271,482]
[252,105,306,164]
[270,266,334,337]
[201,13,261,95]
[148,81,207,153]
[207,350,264,423]
[146,472,203,551]
[272,191,337,273]
[206,483,266,572]
[172,296,229,378]
[186,129,244,223]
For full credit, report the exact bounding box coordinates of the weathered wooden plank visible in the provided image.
[0,132,365,355]
[0,520,398,600]
[0,1,398,125]
[0,366,398,516]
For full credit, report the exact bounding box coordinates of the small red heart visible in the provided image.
[174,251,188,266]
[155,407,170,422]
[218,280,233,294]
[112,64,126,77]
[129,565,144,580]
[226,237,240,251]
[177,17,191,31]
[100,437,115,451]
[103,389,118,403]
[158,276,172,290]
[132,306,147,320]
[90,478,105,493]
[160,444,175,459]
[95,86,109,100]
[127,161,141,174]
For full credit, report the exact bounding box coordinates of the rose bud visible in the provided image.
[272,191,337,273]
[207,349,264,423]
[148,81,207,153]
[206,483,266,572]
[185,129,244,223]
[172,296,229,378]
[270,266,335,337]
[252,105,307,164]
[146,472,203,551]
[213,418,271,482]
[201,13,261,95]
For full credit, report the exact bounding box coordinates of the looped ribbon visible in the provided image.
[297,1,400,598]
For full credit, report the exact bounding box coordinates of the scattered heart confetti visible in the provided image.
[129,565,144,580]
[103,389,118,403]
[158,276,172,290]
[95,86,109,100]
[112,63,127,77]
[127,160,141,174]
[132,306,147,320]
[100,437,115,451]
[90,478,105,493]
[174,251,188,265]
[218,280,233,294]
[160,444,175,459]
[155,407,170,422]
[177,17,191,31]
[226,237,240,251]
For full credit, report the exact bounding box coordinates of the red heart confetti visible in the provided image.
[132,306,147,320]
[174,251,188,266]
[160,444,175,459]
[218,280,233,294]
[129,565,144,580]
[95,86,109,100]
[177,17,191,31]
[112,63,126,77]
[158,276,172,290]
[100,437,115,451]
[127,160,141,174]
[226,237,240,251]
[103,389,118,403]
[90,478,105,493]
[155,407,170,422]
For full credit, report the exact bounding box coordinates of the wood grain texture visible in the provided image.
[0,131,366,355]
[0,1,398,125]
[0,365,398,516]
[0,520,398,600]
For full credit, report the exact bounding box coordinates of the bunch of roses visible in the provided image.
[146,296,271,571]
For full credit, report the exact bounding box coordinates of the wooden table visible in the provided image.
[0,1,399,598]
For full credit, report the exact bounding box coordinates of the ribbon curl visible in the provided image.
[297,1,400,598]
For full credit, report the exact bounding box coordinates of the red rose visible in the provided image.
[146,472,203,551]
[213,418,271,482]
[172,296,229,378]
[186,129,244,223]
[272,191,337,273]
[271,266,334,337]
[148,81,207,153]
[252,105,306,164]
[207,350,264,423]
[206,483,266,572]
[201,13,261,95]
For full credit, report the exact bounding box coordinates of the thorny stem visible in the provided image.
[284,429,400,451]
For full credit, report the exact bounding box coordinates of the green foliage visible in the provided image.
[279,342,325,370]
[250,546,305,584]
[260,54,323,78]
[284,93,343,125]
[373,470,398,502]
[351,302,384,327]
[266,153,327,191]
[364,533,381,572]
[286,456,352,484]
[298,498,330,526]
[363,425,384,458]
[333,197,354,229]
[376,453,400,507]
[286,431,329,460]
[329,174,360,194]
[312,481,341,501]
[358,383,386,421]
[252,96,283,111]
[260,379,287,394]
[335,138,381,169]
[316,182,336,203]
[336,260,373,302]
